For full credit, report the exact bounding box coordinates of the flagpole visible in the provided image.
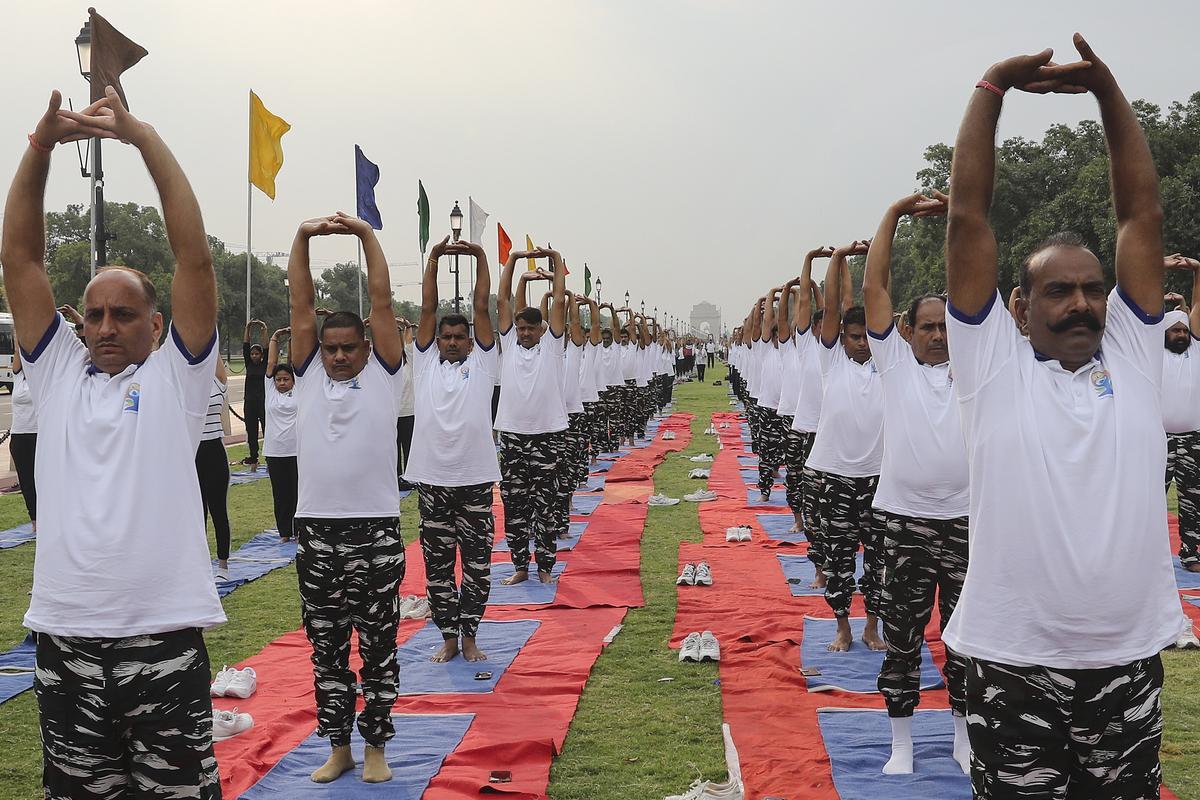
[357,238,364,318]
[245,90,253,327]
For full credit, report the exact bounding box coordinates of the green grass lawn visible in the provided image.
[0,370,1199,798]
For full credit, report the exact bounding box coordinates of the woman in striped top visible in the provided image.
[195,358,232,580]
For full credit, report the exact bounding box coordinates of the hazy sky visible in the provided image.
[1,1,1196,333]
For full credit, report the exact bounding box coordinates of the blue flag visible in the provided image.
[355,145,383,230]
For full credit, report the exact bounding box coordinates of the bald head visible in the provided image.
[82,267,164,375]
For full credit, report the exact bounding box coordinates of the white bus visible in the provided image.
[0,313,14,390]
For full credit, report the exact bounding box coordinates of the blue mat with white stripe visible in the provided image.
[0,636,36,705]
[396,620,539,695]
[777,553,861,597]
[487,562,567,605]
[0,522,34,549]
[801,616,943,693]
[757,513,806,543]
[747,488,787,507]
[240,713,475,798]
[572,494,603,516]
[496,521,588,553]
[1174,557,1200,590]
[215,533,298,598]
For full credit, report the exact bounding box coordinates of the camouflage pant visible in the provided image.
[295,516,405,748]
[583,401,605,473]
[876,511,969,717]
[783,425,811,515]
[499,430,566,573]
[567,411,590,488]
[35,628,220,800]
[757,407,786,496]
[819,471,882,617]
[745,397,762,453]
[617,383,638,441]
[800,459,825,568]
[636,385,653,436]
[1167,431,1200,566]
[417,483,494,640]
[966,655,1164,799]
[599,389,622,453]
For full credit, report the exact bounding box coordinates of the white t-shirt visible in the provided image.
[620,342,638,382]
[756,340,783,411]
[494,327,568,434]
[263,375,298,458]
[404,339,502,486]
[200,378,226,441]
[791,327,825,433]
[579,342,601,403]
[943,288,1182,669]
[635,346,650,387]
[745,340,762,399]
[21,315,225,637]
[1162,338,1200,434]
[598,341,624,388]
[564,341,585,414]
[10,370,37,434]
[294,348,407,518]
[805,336,884,478]
[776,337,800,418]
[868,325,969,519]
[398,341,415,418]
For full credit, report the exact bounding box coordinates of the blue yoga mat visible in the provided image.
[215,533,298,598]
[801,616,944,693]
[240,713,475,799]
[737,455,759,468]
[777,553,862,597]
[572,495,603,516]
[582,474,606,492]
[0,636,36,705]
[818,709,970,798]
[591,461,615,473]
[1174,557,1200,590]
[0,522,34,550]
[229,466,270,486]
[488,562,567,605]
[597,452,623,460]
[496,521,588,553]
[757,514,806,543]
[396,620,539,695]
[747,488,787,507]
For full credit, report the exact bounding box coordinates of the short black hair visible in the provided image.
[438,313,470,334]
[271,363,294,378]
[321,311,365,340]
[843,306,866,328]
[249,343,265,355]
[515,307,543,326]
[1020,231,1090,297]
[812,308,824,326]
[906,294,947,328]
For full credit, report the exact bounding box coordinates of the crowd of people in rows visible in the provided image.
[0,32,1192,800]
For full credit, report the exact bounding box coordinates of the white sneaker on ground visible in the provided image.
[690,454,715,462]
[679,632,702,662]
[663,431,677,440]
[677,563,696,586]
[725,527,741,542]
[214,567,230,582]
[665,779,711,800]
[698,631,721,662]
[1175,628,1200,649]
[411,597,431,619]
[224,667,257,699]
[684,490,718,503]
[694,562,713,586]
[649,494,681,506]
[210,665,236,697]
[688,468,711,479]
[398,595,418,618]
[212,708,254,741]
[738,527,752,542]
[700,779,743,799]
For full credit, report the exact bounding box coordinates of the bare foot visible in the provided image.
[361,745,392,783]
[862,615,888,651]
[431,639,459,663]
[827,622,853,652]
[462,637,487,662]
[809,572,827,590]
[1187,563,1200,573]
[502,569,529,586]
[538,570,558,584]
[218,558,229,571]
[311,745,355,783]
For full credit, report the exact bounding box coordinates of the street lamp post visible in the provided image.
[595,277,602,304]
[449,201,464,312]
[75,19,105,277]
[625,291,630,310]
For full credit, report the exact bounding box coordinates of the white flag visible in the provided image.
[469,196,489,245]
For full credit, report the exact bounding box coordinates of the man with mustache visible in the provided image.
[752,286,787,504]
[1162,255,1200,579]
[807,240,887,653]
[862,192,971,776]
[944,36,1182,797]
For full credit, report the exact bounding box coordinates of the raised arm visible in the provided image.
[334,212,401,369]
[761,287,782,346]
[267,327,288,373]
[822,242,868,345]
[947,48,1091,315]
[467,240,493,349]
[865,193,948,333]
[539,290,552,322]
[417,236,450,350]
[567,291,585,346]
[1166,255,1200,333]
[546,249,567,337]
[288,215,349,363]
[497,250,522,332]
[583,297,602,345]
[796,247,832,334]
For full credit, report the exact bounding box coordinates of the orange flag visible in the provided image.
[497,222,512,266]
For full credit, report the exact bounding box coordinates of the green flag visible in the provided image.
[584,263,592,297]
[417,180,430,254]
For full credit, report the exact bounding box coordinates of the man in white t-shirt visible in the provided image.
[405,235,501,664]
[944,38,1182,797]
[806,240,887,653]
[288,212,408,784]
[1162,254,1200,575]
[597,305,625,453]
[862,192,972,776]
[577,296,605,477]
[754,287,788,502]
[4,89,224,797]
[542,288,588,538]
[495,248,569,585]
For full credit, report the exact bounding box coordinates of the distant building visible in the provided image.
[690,302,721,340]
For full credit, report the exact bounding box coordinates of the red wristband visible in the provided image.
[26,133,53,153]
[975,79,1006,98]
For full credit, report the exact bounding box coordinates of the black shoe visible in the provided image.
[397,479,415,491]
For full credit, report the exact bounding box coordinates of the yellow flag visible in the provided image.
[526,235,536,271]
[248,91,291,200]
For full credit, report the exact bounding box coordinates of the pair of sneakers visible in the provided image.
[688,468,711,479]
[663,430,677,440]
[683,489,717,503]
[703,425,716,435]
[676,562,713,586]
[400,595,431,619]
[725,526,752,542]
[210,666,257,699]
[678,631,720,662]
[690,453,714,462]
[212,708,254,741]
[649,494,682,506]
[665,777,743,800]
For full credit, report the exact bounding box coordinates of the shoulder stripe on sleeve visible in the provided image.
[20,314,62,362]
[947,291,999,326]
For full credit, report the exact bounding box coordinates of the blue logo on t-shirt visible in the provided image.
[1091,368,1114,398]
[123,383,141,413]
